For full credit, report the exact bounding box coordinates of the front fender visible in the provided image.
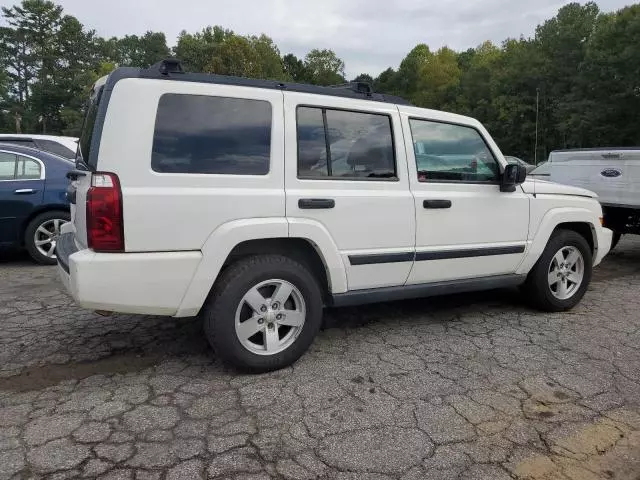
[516,207,600,275]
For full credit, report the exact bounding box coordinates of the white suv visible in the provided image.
[57,60,612,371]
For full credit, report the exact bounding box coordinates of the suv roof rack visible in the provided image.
[151,58,185,76]
[134,60,411,106]
[328,81,374,96]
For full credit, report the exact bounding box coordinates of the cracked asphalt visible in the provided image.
[1,238,640,480]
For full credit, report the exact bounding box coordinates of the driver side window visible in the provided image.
[409,119,500,183]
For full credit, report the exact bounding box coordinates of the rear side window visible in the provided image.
[152,94,272,175]
[296,107,396,180]
[0,152,16,180]
[0,139,36,148]
[35,139,75,159]
[16,156,41,179]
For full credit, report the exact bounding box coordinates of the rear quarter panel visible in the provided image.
[97,78,286,252]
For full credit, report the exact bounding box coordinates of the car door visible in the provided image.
[399,110,530,284]
[284,92,415,291]
[0,151,45,244]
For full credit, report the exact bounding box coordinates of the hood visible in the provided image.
[521,178,598,198]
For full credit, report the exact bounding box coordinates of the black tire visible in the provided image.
[523,229,593,312]
[24,210,71,265]
[201,254,323,372]
[611,232,622,251]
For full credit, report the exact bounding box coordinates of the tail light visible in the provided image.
[86,172,124,252]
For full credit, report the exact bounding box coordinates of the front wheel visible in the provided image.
[523,229,593,312]
[201,254,323,372]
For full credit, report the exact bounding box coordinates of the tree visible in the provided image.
[205,32,286,80]
[576,5,640,146]
[373,68,399,95]
[111,31,170,68]
[352,73,373,84]
[283,53,308,82]
[2,0,64,132]
[534,2,601,149]
[248,34,286,80]
[414,46,461,109]
[173,26,233,72]
[396,44,431,96]
[303,49,345,85]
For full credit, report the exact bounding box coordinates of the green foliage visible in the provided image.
[282,54,308,82]
[109,31,171,68]
[303,49,345,85]
[1,0,639,160]
[173,26,232,72]
[206,33,286,80]
[352,73,374,84]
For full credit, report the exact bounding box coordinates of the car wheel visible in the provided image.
[24,210,70,265]
[201,254,323,372]
[524,229,593,312]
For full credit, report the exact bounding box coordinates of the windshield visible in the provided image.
[77,83,104,168]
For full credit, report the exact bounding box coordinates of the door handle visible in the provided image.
[298,198,335,209]
[14,188,36,195]
[423,199,452,209]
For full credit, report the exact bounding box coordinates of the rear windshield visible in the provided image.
[78,84,103,168]
[35,139,75,159]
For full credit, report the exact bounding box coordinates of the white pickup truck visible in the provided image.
[531,148,640,249]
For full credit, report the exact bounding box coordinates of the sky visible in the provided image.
[2,0,634,78]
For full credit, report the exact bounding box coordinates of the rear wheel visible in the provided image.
[201,254,323,372]
[24,210,70,265]
[523,229,592,311]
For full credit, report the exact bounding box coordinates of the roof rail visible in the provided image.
[131,60,411,105]
[151,58,185,76]
[328,81,374,96]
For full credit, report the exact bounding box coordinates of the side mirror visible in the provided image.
[501,164,527,192]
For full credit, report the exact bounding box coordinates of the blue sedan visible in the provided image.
[0,143,73,264]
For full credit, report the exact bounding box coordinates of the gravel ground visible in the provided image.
[0,238,639,479]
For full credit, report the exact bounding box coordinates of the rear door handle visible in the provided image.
[423,199,452,209]
[14,188,36,195]
[298,198,335,209]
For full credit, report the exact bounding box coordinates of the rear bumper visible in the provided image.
[57,233,202,316]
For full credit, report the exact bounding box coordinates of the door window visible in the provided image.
[152,93,272,175]
[409,119,500,183]
[16,156,42,180]
[297,107,396,180]
[0,152,17,180]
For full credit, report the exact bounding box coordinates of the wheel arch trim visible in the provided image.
[517,207,599,275]
[175,217,347,317]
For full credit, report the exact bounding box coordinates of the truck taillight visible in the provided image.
[87,172,124,252]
